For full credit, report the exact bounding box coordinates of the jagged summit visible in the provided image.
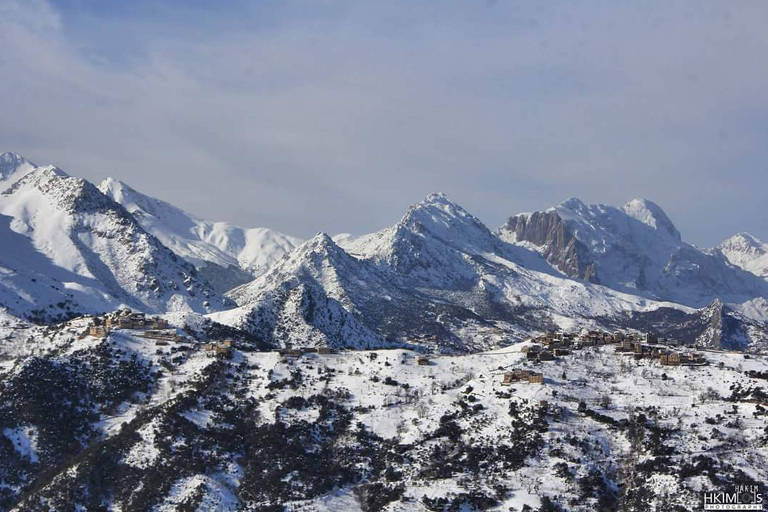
[401,192,480,225]
[228,231,357,305]
[7,165,121,215]
[720,232,765,249]
[622,198,681,240]
[556,197,681,241]
[305,231,337,249]
[283,232,352,271]
[98,176,129,199]
[0,152,35,181]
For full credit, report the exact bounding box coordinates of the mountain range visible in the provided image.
[1,152,767,351]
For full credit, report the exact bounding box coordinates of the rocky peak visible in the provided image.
[98,178,166,218]
[8,166,122,216]
[398,193,495,253]
[299,232,346,258]
[262,232,356,284]
[558,197,588,212]
[718,232,766,254]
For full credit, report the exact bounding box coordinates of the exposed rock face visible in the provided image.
[501,210,598,282]
[604,298,765,351]
[499,198,768,308]
[219,195,768,353]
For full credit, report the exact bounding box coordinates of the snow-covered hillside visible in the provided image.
[716,232,768,280]
[0,165,229,320]
[99,178,301,291]
[1,320,766,511]
[499,198,768,308]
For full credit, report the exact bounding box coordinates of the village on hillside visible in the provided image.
[83,311,717,391]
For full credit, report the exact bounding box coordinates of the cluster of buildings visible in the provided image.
[500,328,707,388]
[87,310,169,338]
[86,310,236,355]
[614,339,706,366]
[522,329,707,367]
[501,369,544,385]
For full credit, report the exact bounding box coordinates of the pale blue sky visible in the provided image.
[1,0,767,246]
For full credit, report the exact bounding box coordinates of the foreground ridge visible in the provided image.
[0,314,765,510]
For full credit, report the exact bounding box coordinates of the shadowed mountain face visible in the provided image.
[0,152,35,182]
[500,209,598,282]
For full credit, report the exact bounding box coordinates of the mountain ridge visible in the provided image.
[99,177,301,292]
[0,152,766,352]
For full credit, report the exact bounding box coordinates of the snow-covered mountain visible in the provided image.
[499,198,768,308]
[217,193,767,352]
[0,163,229,321]
[99,178,301,291]
[215,233,394,349]
[1,151,766,352]
[715,232,768,280]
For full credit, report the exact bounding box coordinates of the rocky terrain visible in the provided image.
[499,198,768,308]
[217,193,768,353]
[716,232,768,281]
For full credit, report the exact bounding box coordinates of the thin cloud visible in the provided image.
[1,0,767,245]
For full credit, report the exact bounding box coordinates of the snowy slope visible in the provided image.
[500,198,768,307]
[0,165,229,320]
[716,232,768,280]
[99,178,301,286]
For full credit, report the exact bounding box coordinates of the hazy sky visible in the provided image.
[1,0,767,246]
